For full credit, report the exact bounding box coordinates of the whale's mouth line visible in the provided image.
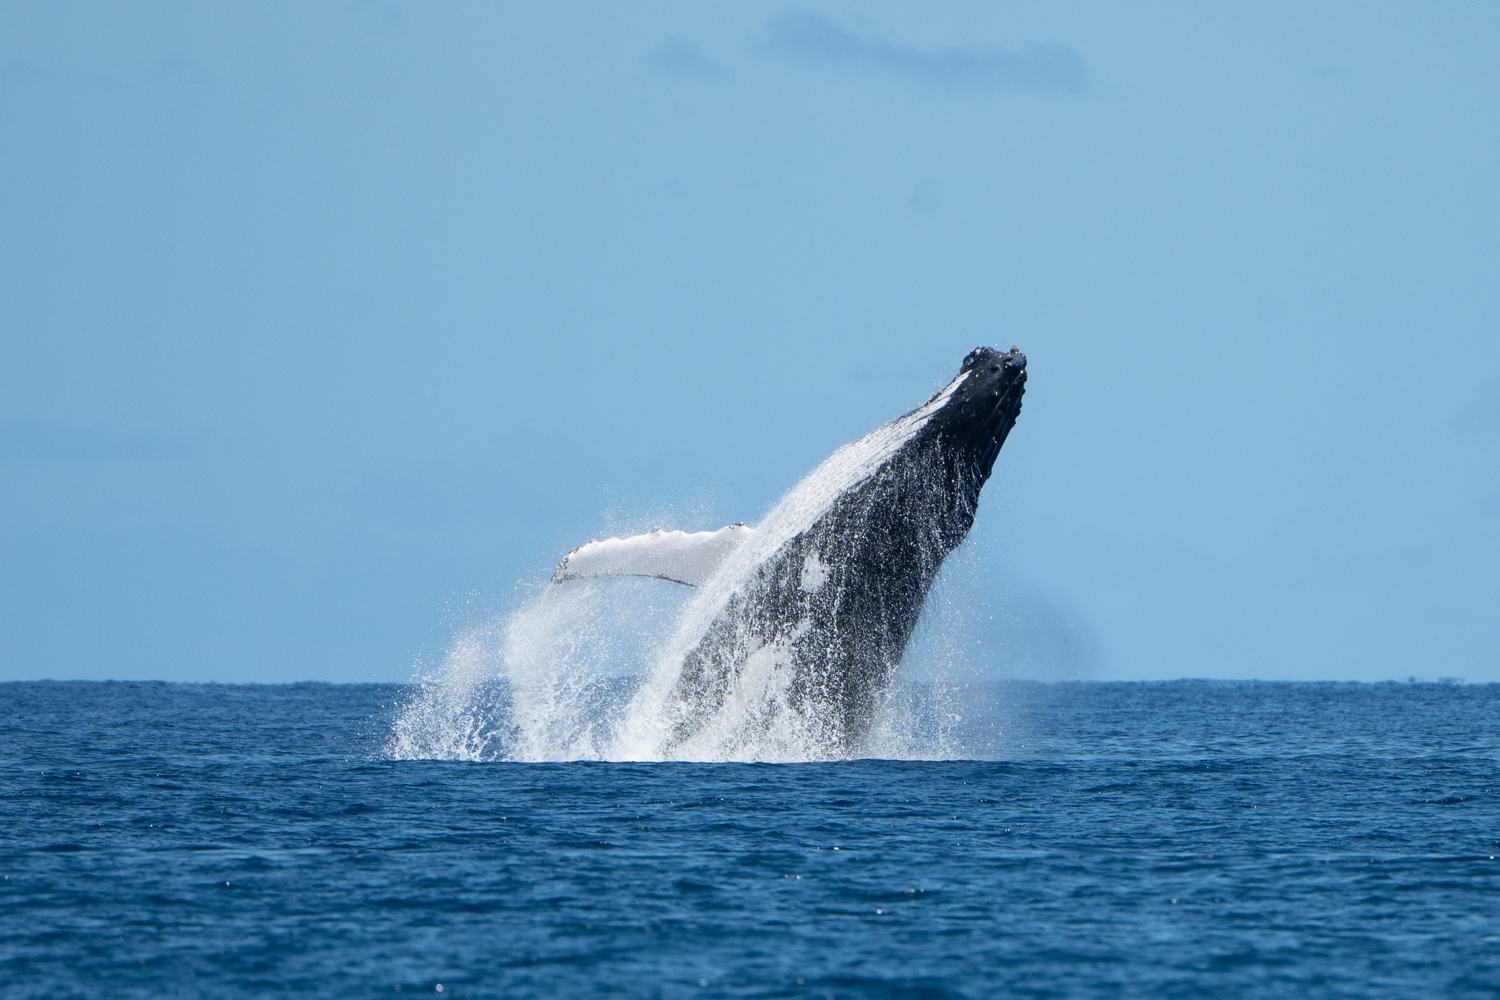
[978,374,1025,433]
[962,370,1026,482]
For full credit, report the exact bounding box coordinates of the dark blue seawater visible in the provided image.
[3,680,1497,998]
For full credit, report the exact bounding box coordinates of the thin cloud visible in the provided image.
[143,54,209,87]
[765,12,1087,93]
[647,38,728,79]
[910,179,946,214]
[0,56,211,92]
[0,419,188,465]
[1456,377,1500,434]
[0,60,49,86]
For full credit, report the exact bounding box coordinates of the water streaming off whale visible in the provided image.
[386,573,1010,762]
[391,347,1027,762]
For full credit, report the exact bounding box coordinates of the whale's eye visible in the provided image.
[989,364,1001,372]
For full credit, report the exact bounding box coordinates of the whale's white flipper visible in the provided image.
[552,524,754,588]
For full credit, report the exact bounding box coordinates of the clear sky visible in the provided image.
[2,3,1497,684]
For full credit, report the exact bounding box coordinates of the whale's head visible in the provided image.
[934,345,1027,486]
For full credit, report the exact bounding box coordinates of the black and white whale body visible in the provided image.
[554,346,1027,758]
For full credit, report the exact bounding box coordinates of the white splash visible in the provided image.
[387,367,1012,762]
[800,551,829,593]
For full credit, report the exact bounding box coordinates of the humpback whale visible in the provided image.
[554,346,1027,758]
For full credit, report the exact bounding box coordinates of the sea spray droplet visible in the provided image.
[389,348,1027,763]
[387,572,1011,763]
[389,578,687,762]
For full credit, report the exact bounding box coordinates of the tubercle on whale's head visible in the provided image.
[940,345,1027,485]
[959,344,1026,379]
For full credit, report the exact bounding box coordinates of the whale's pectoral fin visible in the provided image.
[551,523,754,587]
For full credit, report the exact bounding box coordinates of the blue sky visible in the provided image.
[2,3,1496,683]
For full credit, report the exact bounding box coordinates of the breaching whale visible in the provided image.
[553,346,1027,758]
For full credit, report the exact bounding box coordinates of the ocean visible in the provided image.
[2,679,1497,998]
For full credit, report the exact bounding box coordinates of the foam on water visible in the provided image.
[386,578,995,762]
[389,368,1003,762]
[389,580,679,762]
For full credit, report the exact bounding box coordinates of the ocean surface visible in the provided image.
[2,679,1497,998]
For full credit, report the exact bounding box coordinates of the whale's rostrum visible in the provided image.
[553,346,1027,759]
